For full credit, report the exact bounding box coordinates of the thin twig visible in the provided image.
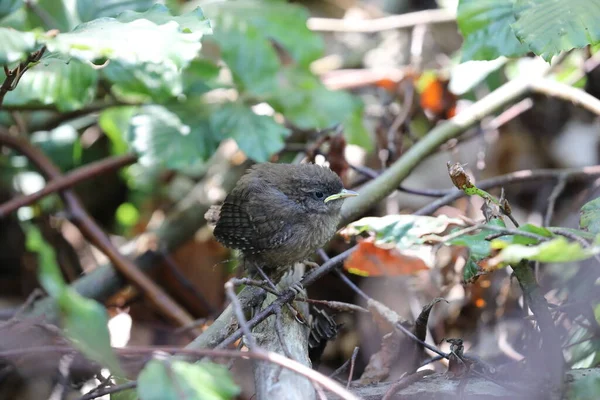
[225,280,257,350]
[333,270,369,301]
[483,226,550,242]
[161,250,217,315]
[550,227,600,267]
[544,176,567,226]
[0,154,138,217]
[419,355,444,367]
[307,8,455,32]
[230,277,280,296]
[349,164,450,197]
[382,370,435,400]
[415,165,600,216]
[325,254,448,360]
[329,346,359,380]
[530,78,600,117]
[213,248,356,350]
[346,346,358,390]
[78,381,137,400]
[0,133,197,330]
[274,306,295,360]
[0,46,46,107]
[302,298,368,314]
[1,345,360,400]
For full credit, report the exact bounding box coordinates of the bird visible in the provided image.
[206,162,358,278]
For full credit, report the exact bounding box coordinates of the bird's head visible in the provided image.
[257,163,358,215]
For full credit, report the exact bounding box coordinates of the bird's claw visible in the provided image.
[303,260,320,270]
[289,282,305,296]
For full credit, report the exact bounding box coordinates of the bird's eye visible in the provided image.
[314,191,325,199]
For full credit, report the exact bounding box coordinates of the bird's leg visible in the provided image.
[253,264,280,293]
[252,263,309,326]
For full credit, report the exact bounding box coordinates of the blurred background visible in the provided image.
[2,0,600,398]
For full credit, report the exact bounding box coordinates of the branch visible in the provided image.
[1,345,360,400]
[307,8,455,32]
[340,78,531,225]
[0,133,197,329]
[253,267,315,400]
[530,78,600,116]
[23,150,250,323]
[0,46,47,108]
[0,154,138,217]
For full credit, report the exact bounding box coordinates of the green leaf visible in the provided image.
[512,0,600,62]
[58,287,124,376]
[111,384,137,400]
[347,214,465,249]
[30,124,80,171]
[99,106,138,155]
[25,0,80,32]
[501,223,553,245]
[203,0,323,67]
[25,224,65,298]
[448,217,506,266]
[344,103,372,150]
[182,58,222,96]
[102,61,182,102]
[45,17,204,69]
[26,222,123,375]
[210,102,290,162]
[212,22,279,96]
[137,359,240,400]
[127,105,218,170]
[268,69,370,148]
[569,372,600,400]
[0,0,22,20]
[457,0,529,61]
[0,27,38,64]
[580,197,600,235]
[491,236,600,265]
[117,4,212,35]
[4,56,98,112]
[77,0,154,22]
[463,258,482,283]
[110,377,137,400]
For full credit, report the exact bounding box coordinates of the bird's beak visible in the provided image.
[324,188,359,203]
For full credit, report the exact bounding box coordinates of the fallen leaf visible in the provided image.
[344,239,429,277]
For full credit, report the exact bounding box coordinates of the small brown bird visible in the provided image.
[206,162,358,276]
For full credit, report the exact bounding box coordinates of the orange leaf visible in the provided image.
[419,77,457,120]
[344,240,429,277]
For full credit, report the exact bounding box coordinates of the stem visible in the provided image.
[511,260,564,397]
[341,79,530,225]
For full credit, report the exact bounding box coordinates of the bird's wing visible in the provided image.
[213,186,293,253]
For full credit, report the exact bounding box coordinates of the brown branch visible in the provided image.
[0,133,196,330]
[160,251,217,315]
[0,345,360,400]
[0,46,47,108]
[0,154,138,217]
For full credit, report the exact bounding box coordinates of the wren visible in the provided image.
[206,162,358,277]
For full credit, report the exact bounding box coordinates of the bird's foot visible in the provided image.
[289,281,305,296]
[303,260,320,270]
